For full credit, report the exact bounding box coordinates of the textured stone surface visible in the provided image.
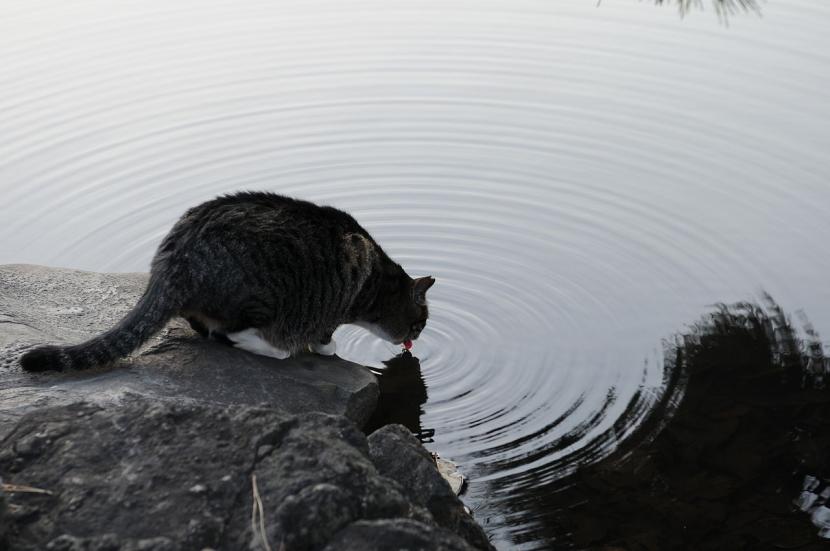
[221,411,434,551]
[0,398,488,551]
[0,264,492,550]
[322,519,479,551]
[369,425,494,550]
[0,482,7,547]
[0,264,379,431]
[1,399,266,550]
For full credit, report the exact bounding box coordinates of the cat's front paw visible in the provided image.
[311,339,336,356]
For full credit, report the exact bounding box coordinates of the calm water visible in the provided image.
[2,0,830,548]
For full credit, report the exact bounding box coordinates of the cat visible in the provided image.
[20,191,434,372]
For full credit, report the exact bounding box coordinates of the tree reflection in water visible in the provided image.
[511,295,830,549]
[651,0,763,18]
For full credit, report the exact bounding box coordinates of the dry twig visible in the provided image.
[1,482,53,495]
[250,474,273,551]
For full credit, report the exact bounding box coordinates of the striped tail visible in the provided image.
[20,276,178,372]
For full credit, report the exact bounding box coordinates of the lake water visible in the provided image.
[2,0,829,548]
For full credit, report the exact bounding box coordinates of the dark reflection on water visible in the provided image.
[515,297,830,549]
[373,297,830,550]
[365,351,434,442]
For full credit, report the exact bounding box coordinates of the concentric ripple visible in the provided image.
[3,0,830,548]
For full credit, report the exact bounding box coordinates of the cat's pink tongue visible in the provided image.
[403,339,413,350]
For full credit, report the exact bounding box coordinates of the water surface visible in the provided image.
[2,0,830,548]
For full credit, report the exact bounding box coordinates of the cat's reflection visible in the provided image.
[365,350,434,442]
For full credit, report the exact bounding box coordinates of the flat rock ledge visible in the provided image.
[0,265,494,550]
[0,264,377,431]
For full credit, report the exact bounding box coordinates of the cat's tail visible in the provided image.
[20,275,180,372]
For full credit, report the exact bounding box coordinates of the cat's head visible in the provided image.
[360,273,435,345]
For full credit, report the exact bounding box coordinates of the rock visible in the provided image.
[323,519,479,551]
[0,479,7,548]
[44,534,177,551]
[435,456,465,495]
[0,265,493,550]
[368,425,495,550]
[0,264,378,432]
[1,399,264,550]
[220,414,434,551]
[0,397,484,551]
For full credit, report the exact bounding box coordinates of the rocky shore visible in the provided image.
[0,265,493,551]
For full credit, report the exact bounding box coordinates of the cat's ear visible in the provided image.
[412,276,435,306]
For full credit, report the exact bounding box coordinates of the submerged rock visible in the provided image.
[0,264,378,431]
[0,397,490,550]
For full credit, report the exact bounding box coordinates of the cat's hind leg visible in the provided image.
[185,315,234,346]
[310,335,336,356]
[186,316,210,337]
[227,328,290,360]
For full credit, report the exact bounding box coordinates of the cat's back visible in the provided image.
[169,191,366,244]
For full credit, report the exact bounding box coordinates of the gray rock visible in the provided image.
[324,519,478,551]
[0,265,492,550]
[0,397,484,551]
[368,425,494,550]
[221,413,435,551]
[0,264,379,431]
[45,534,176,551]
[1,399,266,550]
[0,479,7,548]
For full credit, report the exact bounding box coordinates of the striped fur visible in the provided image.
[20,192,434,371]
[20,276,178,371]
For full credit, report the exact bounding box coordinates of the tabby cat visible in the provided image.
[20,192,434,372]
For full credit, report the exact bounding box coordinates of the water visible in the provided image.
[2,0,830,548]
